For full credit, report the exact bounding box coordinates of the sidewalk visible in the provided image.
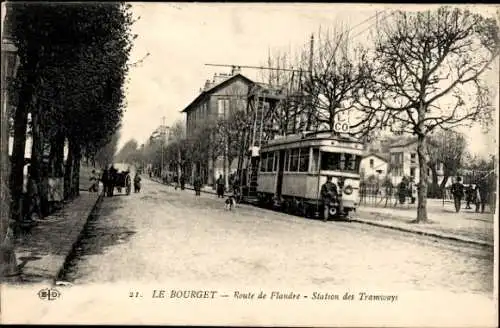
[9,190,102,284]
[355,204,494,247]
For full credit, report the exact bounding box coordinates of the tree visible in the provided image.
[5,3,134,213]
[427,129,467,196]
[185,122,213,183]
[215,110,249,188]
[304,27,372,133]
[355,7,499,222]
[116,139,139,163]
[165,120,186,178]
[95,131,120,169]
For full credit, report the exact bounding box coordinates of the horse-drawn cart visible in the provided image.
[115,171,132,195]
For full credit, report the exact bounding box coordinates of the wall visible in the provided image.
[389,142,445,186]
[207,77,251,185]
[360,155,388,179]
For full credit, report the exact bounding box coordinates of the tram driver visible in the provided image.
[320,175,338,222]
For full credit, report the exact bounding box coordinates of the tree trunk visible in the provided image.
[9,99,29,223]
[72,143,81,197]
[439,175,450,195]
[30,106,49,216]
[1,57,18,276]
[9,52,39,223]
[177,148,182,181]
[236,129,247,181]
[416,134,429,223]
[430,165,439,198]
[64,140,74,200]
[223,137,229,190]
[53,133,65,177]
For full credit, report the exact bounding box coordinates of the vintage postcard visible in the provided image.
[1,2,498,326]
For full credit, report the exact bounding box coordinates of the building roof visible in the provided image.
[181,73,254,113]
[389,136,418,148]
[388,135,441,149]
[363,152,389,163]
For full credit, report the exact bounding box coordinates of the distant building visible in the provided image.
[360,152,389,179]
[181,68,254,185]
[388,137,445,186]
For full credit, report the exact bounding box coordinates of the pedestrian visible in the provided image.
[450,176,464,213]
[180,174,185,190]
[134,172,142,193]
[232,175,240,202]
[477,178,489,213]
[465,185,474,209]
[474,185,482,213]
[24,165,42,225]
[174,174,179,190]
[101,168,109,196]
[108,165,117,197]
[408,178,417,204]
[194,175,202,196]
[320,176,338,222]
[216,174,224,198]
[89,169,99,192]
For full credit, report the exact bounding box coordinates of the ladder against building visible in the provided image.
[238,83,286,199]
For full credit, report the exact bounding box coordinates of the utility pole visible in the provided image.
[305,33,314,132]
[161,116,165,179]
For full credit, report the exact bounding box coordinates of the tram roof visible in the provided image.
[264,131,363,148]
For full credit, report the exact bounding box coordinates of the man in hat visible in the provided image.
[450,176,464,213]
[320,176,338,222]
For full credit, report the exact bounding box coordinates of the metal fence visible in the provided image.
[359,183,417,208]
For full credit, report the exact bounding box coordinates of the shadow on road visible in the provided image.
[58,197,137,282]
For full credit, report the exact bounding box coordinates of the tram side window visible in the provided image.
[266,152,274,172]
[346,154,361,171]
[284,150,289,171]
[320,152,341,171]
[320,152,361,172]
[298,148,309,172]
[311,148,319,172]
[289,148,299,172]
[260,153,267,172]
[273,152,278,172]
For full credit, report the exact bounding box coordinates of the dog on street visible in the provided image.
[224,196,236,211]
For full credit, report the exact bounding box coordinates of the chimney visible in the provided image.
[231,65,241,75]
[204,79,212,91]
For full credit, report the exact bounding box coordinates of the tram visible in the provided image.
[253,131,364,219]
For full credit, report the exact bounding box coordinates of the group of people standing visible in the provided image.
[89,165,142,197]
[216,174,241,199]
[100,166,118,197]
[450,176,489,213]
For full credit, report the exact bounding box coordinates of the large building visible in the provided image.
[181,67,254,185]
[388,137,445,186]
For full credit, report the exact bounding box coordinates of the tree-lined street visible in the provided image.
[62,178,493,295]
[1,4,497,326]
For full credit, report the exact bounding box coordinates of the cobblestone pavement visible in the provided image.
[62,179,493,296]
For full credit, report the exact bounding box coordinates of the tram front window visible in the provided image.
[320,152,361,172]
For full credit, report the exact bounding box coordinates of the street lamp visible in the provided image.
[1,37,20,277]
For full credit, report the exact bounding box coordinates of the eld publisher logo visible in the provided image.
[38,288,61,301]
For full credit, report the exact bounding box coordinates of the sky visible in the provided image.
[119,3,498,158]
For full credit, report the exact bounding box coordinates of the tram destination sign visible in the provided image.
[333,111,350,133]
